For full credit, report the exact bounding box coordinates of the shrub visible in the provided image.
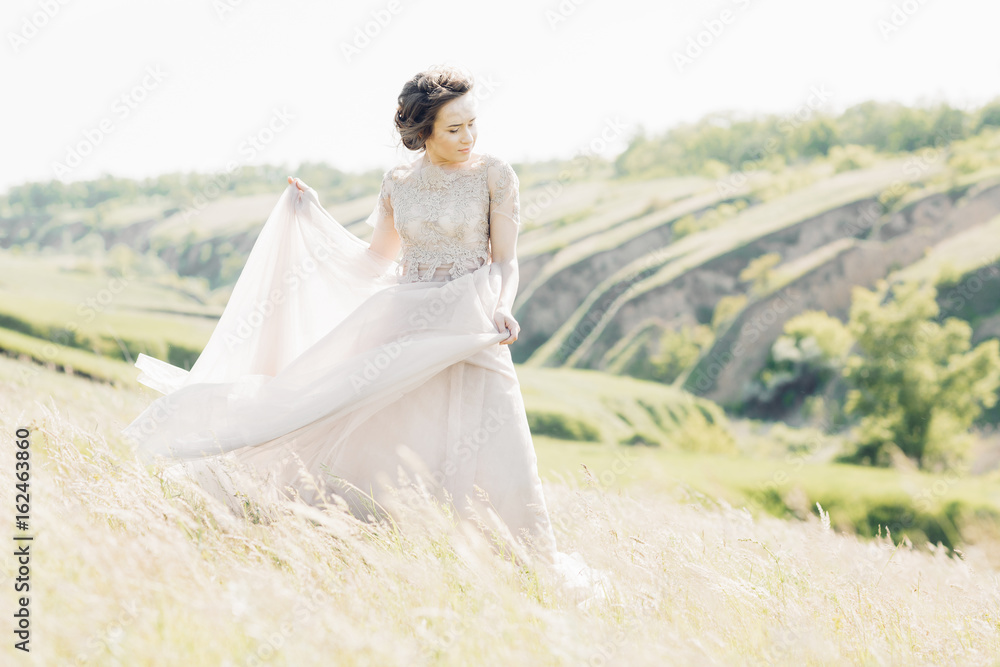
[526,410,602,442]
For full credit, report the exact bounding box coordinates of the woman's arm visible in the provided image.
[491,225,519,315]
[488,159,522,345]
[364,171,401,264]
[290,175,399,266]
[368,218,400,264]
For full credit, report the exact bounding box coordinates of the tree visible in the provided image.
[649,324,714,384]
[745,310,853,412]
[841,280,1000,471]
[794,117,839,158]
[711,295,747,331]
[975,98,1000,131]
[739,252,782,295]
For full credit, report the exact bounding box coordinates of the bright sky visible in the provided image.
[2,0,998,193]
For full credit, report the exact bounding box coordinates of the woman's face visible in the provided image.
[424,93,478,164]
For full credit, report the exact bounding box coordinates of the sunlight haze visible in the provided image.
[2,0,998,191]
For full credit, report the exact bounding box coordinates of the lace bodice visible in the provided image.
[365,152,521,284]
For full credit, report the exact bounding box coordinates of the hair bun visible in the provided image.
[394,66,474,152]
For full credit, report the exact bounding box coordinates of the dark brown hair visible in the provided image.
[395,66,474,152]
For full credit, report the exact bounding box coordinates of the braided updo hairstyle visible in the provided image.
[395,66,474,152]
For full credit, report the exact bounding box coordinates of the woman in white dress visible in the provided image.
[123,66,607,597]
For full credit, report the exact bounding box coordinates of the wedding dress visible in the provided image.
[122,151,609,600]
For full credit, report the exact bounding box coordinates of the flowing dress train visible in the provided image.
[122,152,609,599]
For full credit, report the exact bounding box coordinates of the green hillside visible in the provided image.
[3,98,1000,482]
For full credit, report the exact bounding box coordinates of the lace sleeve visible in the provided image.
[364,169,394,230]
[487,157,520,231]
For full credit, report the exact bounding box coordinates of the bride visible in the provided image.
[122,65,608,600]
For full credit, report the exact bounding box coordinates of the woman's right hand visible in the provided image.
[288,176,319,210]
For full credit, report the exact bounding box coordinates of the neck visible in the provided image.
[424,151,465,168]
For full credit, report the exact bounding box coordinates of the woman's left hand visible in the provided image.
[494,308,519,345]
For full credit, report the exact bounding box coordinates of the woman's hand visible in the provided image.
[493,307,519,345]
[288,176,319,210]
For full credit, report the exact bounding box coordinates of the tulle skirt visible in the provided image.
[162,339,560,559]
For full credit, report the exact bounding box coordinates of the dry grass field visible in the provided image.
[2,354,999,666]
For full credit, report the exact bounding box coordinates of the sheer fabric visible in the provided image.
[364,152,521,283]
[122,152,608,601]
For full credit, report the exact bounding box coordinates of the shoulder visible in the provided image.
[480,152,513,171]
[482,153,519,190]
[378,161,413,191]
[386,162,409,180]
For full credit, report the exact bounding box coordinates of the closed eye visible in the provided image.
[449,120,475,133]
